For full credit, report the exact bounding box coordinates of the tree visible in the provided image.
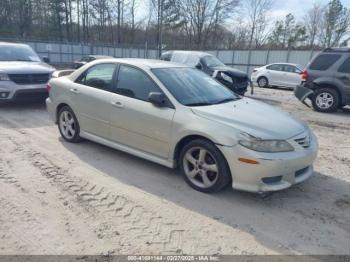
[244,0,273,48]
[303,3,323,48]
[320,0,350,47]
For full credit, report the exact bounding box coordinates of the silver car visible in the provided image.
[46,58,318,193]
[0,42,55,102]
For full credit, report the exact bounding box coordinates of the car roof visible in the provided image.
[68,58,188,80]
[266,62,300,66]
[163,50,213,58]
[92,58,188,69]
[0,41,31,48]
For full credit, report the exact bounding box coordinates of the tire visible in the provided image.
[257,76,269,88]
[311,88,339,113]
[57,106,83,143]
[179,139,231,193]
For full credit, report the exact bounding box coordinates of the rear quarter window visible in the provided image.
[338,57,350,74]
[309,54,341,71]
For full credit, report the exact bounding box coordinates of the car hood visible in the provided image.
[191,98,306,140]
[211,66,248,78]
[0,61,55,74]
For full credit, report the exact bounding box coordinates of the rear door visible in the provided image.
[109,64,175,158]
[73,63,117,139]
[334,56,350,104]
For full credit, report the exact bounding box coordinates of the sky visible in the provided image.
[136,0,350,24]
[271,0,350,20]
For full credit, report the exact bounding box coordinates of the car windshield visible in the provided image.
[202,55,225,67]
[0,45,41,62]
[152,67,239,106]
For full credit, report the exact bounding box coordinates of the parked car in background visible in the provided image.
[295,48,350,113]
[160,51,249,95]
[251,63,304,89]
[46,58,318,193]
[74,55,113,69]
[0,42,55,102]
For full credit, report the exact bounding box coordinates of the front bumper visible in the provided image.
[219,131,318,192]
[0,81,48,102]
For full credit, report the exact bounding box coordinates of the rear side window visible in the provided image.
[338,57,350,73]
[116,65,160,101]
[309,54,341,71]
[78,63,117,91]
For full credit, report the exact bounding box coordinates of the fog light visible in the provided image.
[262,176,282,184]
[0,92,9,98]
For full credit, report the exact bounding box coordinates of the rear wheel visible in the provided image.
[311,88,339,113]
[58,106,83,143]
[179,139,231,193]
[257,76,269,88]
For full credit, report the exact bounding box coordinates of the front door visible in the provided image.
[109,65,175,158]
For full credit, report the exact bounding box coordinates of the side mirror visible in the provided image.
[42,56,50,63]
[195,63,202,70]
[148,92,166,107]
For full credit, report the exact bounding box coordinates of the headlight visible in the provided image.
[0,73,10,81]
[220,72,233,83]
[238,133,294,152]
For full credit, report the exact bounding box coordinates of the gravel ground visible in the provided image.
[0,87,349,255]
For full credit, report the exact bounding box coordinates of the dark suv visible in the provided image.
[160,51,249,95]
[295,48,350,113]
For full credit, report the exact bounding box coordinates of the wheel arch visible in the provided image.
[56,103,70,123]
[173,134,227,168]
[313,82,342,106]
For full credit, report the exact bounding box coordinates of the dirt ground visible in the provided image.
[0,87,349,255]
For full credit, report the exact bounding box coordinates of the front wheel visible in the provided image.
[58,106,83,143]
[311,88,339,113]
[179,139,231,193]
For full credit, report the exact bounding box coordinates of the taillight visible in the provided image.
[301,70,308,81]
[46,83,52,92]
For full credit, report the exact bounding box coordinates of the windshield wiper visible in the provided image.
[214,97,239,104]
[186,102,213,107]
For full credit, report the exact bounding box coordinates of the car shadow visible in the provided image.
[61,138,350,255]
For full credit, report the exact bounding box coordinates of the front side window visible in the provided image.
[152,67,239,106]
[116,65,160,101]
[78,63,117,91]
[202,55,225,67]
[338,57,350,74]
[309,54,341,71]
[284,65,298,73]
[267,64,284,71]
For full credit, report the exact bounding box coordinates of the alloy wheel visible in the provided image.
[59,110,76,139]
[183,147,219,189]
[315,92,334,109]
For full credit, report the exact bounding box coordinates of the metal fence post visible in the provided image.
[247,49,252,73]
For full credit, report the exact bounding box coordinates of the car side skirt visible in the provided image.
[80,131,175,168]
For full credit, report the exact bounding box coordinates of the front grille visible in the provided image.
[234,76,249,84]
[9,74,50,85]
[295,136,311,148]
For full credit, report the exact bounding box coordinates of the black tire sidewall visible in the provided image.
[179,139,231,193]
[58,106,82,143]
[312,88,339,113]
[258,77,268,88]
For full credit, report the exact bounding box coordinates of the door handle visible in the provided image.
[70,88,80,94]
[111,101,124,108]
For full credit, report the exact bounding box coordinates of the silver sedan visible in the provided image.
[46,58,318,193]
